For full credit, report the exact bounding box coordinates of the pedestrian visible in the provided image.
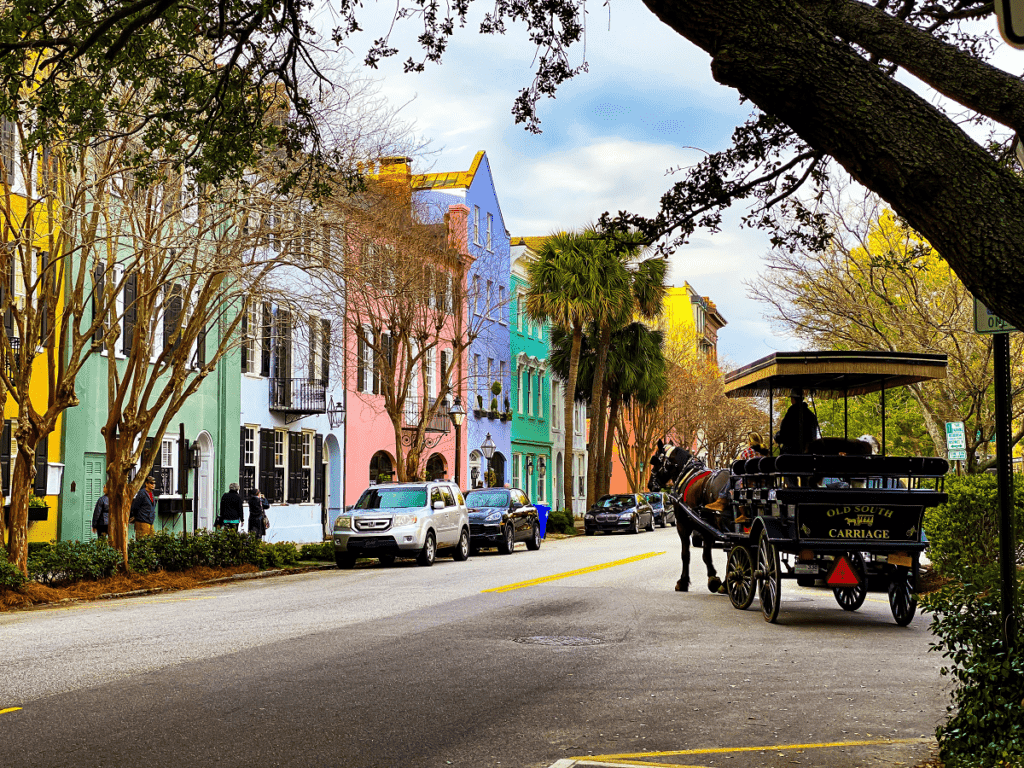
[129,475,157,538]
[774,389,819,455]
[91,484,110,539]
[248,488,270,539]
[218,482,245,531]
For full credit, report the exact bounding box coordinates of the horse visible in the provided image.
[648,439,731,593]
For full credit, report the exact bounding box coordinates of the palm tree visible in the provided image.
[585,235,666,506]
[525,230,605,516]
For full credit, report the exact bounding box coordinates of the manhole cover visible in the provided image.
[514,636,604,646]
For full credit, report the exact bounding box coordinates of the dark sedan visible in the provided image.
[464,487,541,554]
[645,491,676,527]
[584,493,655,535]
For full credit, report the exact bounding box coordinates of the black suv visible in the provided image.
[464,487,541,554]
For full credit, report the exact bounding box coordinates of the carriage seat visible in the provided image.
[807,437,873,456]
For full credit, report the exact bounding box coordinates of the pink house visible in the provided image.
[343,167,472,505]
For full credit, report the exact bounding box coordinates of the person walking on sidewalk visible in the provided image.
[91,484,111,539]
[247,488,270,539]
[218,482,244,531]
[130,476,157,537]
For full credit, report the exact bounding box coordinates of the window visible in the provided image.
[537,466,545,502]
[472,354,480,403]
[535,371,543,417]
[486,358,493,399]
[498,286,506,324]
[526,368,533,416]
[551,381,561,429]
[441,487,456,507]
[486,213,493,250]
[425,348,437,400]
[243,427,256,466]
[440,349,452,396]
[274,431,285,468]
[302,432,312,469]
[512,453,521,488]
[485,280,493,319]
[473,206,480,244]
[357,326,374,393]
[242,302,259,374]
[499,360,506,404]
[472,275,481,315]
[519,367,526,413]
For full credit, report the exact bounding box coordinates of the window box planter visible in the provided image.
[28,504,49,522]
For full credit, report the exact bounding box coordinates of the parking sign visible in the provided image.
[946,421,966,451]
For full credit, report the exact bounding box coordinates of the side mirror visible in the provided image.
[433,500,444,510]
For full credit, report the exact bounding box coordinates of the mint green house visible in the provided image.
[60,314,241,542]
[509,237,555,506]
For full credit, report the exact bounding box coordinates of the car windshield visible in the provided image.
[465,490,510,507]
[355,487,427,509]
[644,493,663,508]
[598,495,635,507]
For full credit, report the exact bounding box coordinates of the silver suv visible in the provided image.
[333,481,470,568]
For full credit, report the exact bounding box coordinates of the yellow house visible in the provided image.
[1,118,64,545]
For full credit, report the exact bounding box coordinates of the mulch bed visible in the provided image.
[0,565,259,611]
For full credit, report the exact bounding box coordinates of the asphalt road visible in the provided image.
[0,527,947,768]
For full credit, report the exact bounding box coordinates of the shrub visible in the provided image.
[922,576,1024,767]
[0,558,27,590]
[28,539,124,585]
[299,541,335,561]
[924,474,1024,582]
[546,508,577,535]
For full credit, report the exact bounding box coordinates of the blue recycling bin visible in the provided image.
[534,504,551,538]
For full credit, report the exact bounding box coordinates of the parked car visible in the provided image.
[584,493,655,535]
[464,487,541,554]
[332,481,470,568]
[645,491,675,528]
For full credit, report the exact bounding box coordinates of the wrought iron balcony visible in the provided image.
[269,377,328,414]
[401,396,451,433]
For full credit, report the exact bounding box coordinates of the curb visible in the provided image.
[90,563,337,602]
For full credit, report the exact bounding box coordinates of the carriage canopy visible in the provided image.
[723,350,948,399]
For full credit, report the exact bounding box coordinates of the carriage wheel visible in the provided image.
[832,552,868,612]
[889,566,918,626]
[726,545,756,610]
[757,532,781,623]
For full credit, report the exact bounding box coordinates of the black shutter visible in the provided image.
[33,436,47,496]
[122,273,137,355]
[356,332,365,393]
[0,419,10,496]
[163,283,182,354]
[145,436,164,495]
[92,265,104,343]
[287,431,303,503]
[240,306,248,372]
[320,319,330,385]
[313,434,324,503]
[259,428,276,502]
[178,438,190,497]
[196,323,206,366]
[240,425,247,486]
[260,302,272,377]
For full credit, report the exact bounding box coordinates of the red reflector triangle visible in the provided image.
[827,556,860,587]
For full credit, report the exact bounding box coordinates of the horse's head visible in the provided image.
[648,439,693,491]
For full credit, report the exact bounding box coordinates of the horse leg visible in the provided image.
[674,512,691,592]
[703,539,722,594]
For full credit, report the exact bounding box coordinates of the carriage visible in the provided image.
[665,350,950,625]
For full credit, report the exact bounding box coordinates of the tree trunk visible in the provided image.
[563,325,583,515]
[641,0,1024,334]
[601,390,621,496]
[586,323,612,508]
[6,445,35,576]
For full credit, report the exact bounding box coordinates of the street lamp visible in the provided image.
[448,396,465,488]
[481,433,496,486]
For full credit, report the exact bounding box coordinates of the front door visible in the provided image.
[196,432,214,530]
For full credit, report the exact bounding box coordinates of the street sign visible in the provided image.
[949,449,967,461]
[996,0,1024,48]
[946,421,966,450]
[974,298,1017,334]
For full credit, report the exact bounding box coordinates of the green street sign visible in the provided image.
[948,449,967,461]
[974,298,1017,334]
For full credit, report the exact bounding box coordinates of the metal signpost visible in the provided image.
[945,421,967,465]
[974,297,1017,649]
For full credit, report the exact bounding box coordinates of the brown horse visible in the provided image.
[648,440,730,593]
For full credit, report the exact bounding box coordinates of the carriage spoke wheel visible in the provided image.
[726,545,756,610]
[889,566,918,626]
[757,532,781,623]
[832,551,867,611]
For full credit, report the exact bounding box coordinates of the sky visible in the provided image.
[312,0,807,367]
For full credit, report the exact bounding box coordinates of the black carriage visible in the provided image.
[689,350,949,625]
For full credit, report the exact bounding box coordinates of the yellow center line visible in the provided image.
[482,552,665,593]
[1,707,22,715]
[577,736,931,762]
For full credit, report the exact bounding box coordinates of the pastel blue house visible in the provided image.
[412,152,512,488]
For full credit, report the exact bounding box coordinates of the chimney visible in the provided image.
[446,204,470,255]
[379,156,412,188]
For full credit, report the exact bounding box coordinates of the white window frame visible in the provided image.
[161,436,179,496]
[302,430,313,503]
[512,453,521,488]
[498,286,506,324]
[486,212,493,251]
[274,430,286,468]
[360,325,374,393]
[425,347,437,401]
[485,280,493,319]
[473,206,480,244]
[243,426,256,467]
[526,367,533,416]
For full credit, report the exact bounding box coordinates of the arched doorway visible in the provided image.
[425,452,447,481]
[325,434,342,529]
[195,431,215,530]
[490,451,506,487]
[370,451,394,484]
[469,450,482,488]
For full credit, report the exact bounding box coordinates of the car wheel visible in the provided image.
[417,531,436,566]
[526,522,541,551]
[452,528,470,561]
[585,527,595,536]
[629,516,640,535]
[644,514,655,532]
[498,524,516,554]
[377,554,396,567]
[335,552,356,570]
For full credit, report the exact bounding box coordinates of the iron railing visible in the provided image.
[401,396,451,433]
[269,377,328,414]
